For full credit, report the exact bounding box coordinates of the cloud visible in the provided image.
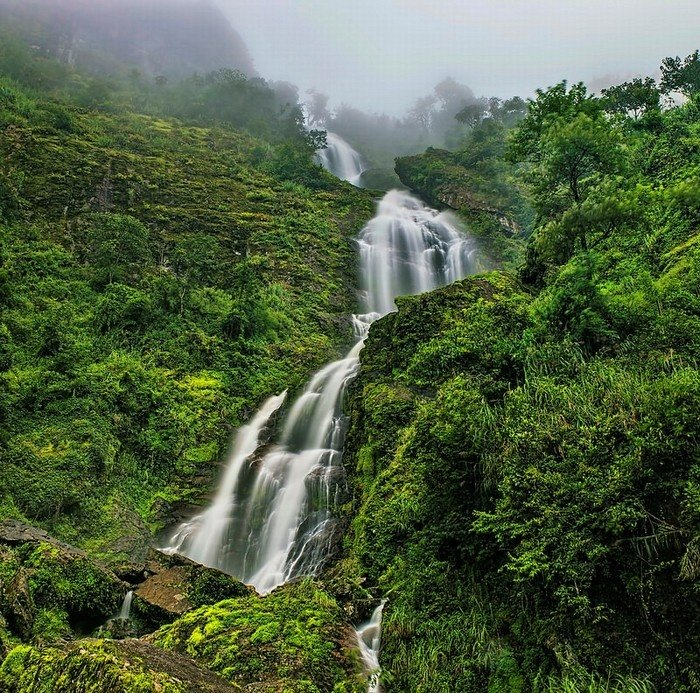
[215,0,700,114]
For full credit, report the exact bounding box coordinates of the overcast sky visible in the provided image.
[214,0,700,115]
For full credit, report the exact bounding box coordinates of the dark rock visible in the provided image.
[133,550,253,627]
[0,520,80,554]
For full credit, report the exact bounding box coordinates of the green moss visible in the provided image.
[186,569,251,610]
[153,580,364,692]
[0,639,233,692]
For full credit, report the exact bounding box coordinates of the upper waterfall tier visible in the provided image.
[358,189,476,315]
[316,132,365,185]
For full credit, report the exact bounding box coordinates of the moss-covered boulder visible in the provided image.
[0,638,239,692]
[150,579,365,692]
[0,520,127,645]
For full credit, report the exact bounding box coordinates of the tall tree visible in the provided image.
[602,77,661,119]
[660,50,700,96]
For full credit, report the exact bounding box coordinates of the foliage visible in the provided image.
[0,536,125,645]
[601,78,660,119]
[343,58,700,692]
[660,50,700,96]
[0,639,232,692]
[0,69,374,563]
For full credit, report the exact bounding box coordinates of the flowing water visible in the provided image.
[356,601,387,693]
[316,132,365,184]
[164,189,475,599]
[119,590,134,621]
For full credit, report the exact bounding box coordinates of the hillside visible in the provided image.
[0,72,374,568]
[1,8,700,692]
[341,77,700,689]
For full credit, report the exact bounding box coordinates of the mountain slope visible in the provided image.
[0,0,255,78]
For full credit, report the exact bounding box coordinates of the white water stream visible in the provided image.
[118,590,134,621]
[164,190,473,591]
[356,600,387,693]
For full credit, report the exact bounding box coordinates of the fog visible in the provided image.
[215,0,700,114]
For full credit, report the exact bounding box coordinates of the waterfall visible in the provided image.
[164,190,476,594]
[317,132,365,185]
[358,189,476,315]
[356,601,387,693]
[163,392,288,568]
[119,590,134,621]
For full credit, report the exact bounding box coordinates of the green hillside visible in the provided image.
[0,71,374,566]
[343,76,700,690]
[2,10,700,692]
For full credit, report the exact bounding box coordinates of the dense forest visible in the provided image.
[0,2,700,691]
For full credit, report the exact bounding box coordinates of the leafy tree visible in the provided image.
[454,101,486,127]
[601,77,660,119]
[456,96,527,128]
[660,49,700,96]
[408,94,437,131]
[84,213,150,285]
[508,82,603,164]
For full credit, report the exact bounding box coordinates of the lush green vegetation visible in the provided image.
[2,9,700,691]
[0,638,240,692]
[0,55,373,565]
[342,59,700,691]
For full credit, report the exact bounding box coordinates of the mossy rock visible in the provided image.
[132,550,254,629]
[0,520,127,643]
[0,639,239,692]
[150,579,365,692]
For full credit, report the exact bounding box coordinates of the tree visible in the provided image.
[455,101,486,127]
[497,96,528,125]
[508,82,603,160]
[601,77,660,119]
[85,213,150,285]
[541,113,622,206]
[508,83,623,264]
[660,50,700,96]
[433,77,475,112]
[408,94,437,131]
[305,89,330,127]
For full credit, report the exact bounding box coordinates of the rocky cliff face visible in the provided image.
[395,148,524,236]
[0,0,256,78]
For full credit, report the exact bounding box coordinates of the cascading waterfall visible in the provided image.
[356,601,387,693]
[316,132,365,185]
[358,189,476,314]
[163,392,288,570]
[164,189,476,598]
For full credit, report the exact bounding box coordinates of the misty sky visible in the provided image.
[215,0,700,114]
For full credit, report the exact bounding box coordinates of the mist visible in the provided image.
[215,0,700,114]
